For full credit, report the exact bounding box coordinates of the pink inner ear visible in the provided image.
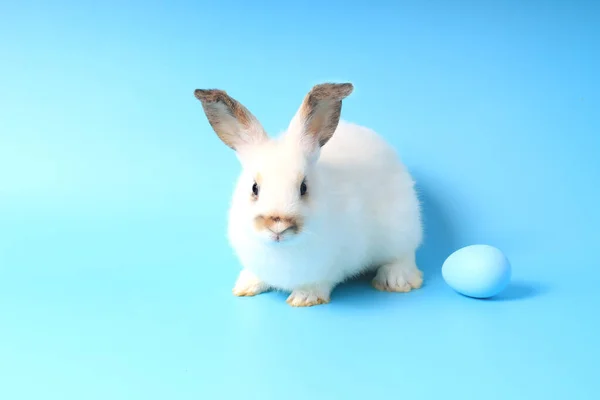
[301,95,342,149]
[196,88,269,151]
[306,105,328,136]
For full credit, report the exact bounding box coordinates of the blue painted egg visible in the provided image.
[442,245,511,298]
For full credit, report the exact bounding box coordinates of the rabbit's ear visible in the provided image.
[194,89,268,151]
[288,83,353,151]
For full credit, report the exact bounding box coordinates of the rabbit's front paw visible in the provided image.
[232,269,271,297]
[286,284,331,307]
[373,258,423,293]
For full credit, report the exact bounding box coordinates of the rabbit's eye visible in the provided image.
[300,179,307,196]
[252,182,260,197]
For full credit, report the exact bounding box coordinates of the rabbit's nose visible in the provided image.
[256,214,299,235]
[268,220,296,235]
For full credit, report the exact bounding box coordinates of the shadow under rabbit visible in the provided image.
[412,172,460,283]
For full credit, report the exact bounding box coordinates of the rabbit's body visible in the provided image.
[229,120,422,291]
[195,83,423,307]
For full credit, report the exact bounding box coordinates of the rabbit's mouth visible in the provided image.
[269,231,295,244]
[263,228,303,246]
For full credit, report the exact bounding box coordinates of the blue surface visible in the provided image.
[1,1,599,399]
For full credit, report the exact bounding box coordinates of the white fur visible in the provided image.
[227,120,423,304]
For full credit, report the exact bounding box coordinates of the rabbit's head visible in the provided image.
[194,83,353,244]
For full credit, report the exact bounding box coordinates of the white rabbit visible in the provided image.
[194,83,423,307]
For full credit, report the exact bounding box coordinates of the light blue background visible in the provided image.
[1,0,599,399]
